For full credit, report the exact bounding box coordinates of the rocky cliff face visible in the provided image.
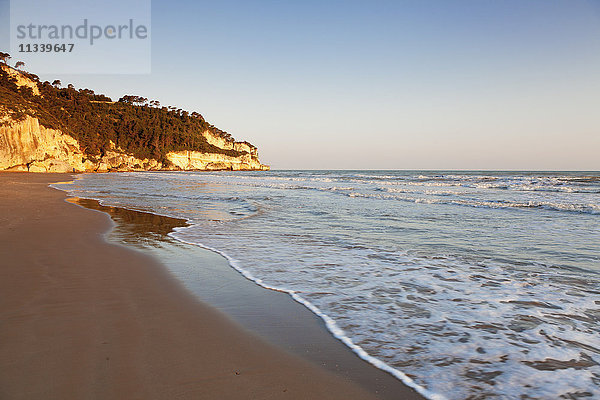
[0,68,270,172]
[0,115,270,172]
[167,150,269,171]
[0,116,166,172]
[0,116,89,172]
[202,130,258,157]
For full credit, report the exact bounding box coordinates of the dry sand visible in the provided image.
[0,173,383,399]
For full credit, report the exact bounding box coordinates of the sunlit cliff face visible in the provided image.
[0,116,269,172]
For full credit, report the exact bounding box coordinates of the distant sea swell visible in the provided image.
[54,171,600,400]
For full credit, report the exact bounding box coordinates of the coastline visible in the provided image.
[66,196,427,400]
[0,172,383,399]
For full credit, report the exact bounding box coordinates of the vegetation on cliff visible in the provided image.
[0,60,244,163]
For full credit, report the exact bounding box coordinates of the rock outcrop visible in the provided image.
[202,130,258,157]
[167,150,269,171]
[0,116,90,172]
[0,115,270,172]
[0,65,40,96]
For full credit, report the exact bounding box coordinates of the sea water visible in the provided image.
[55,170,600,399]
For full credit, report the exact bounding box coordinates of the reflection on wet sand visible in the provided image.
[68,197,188,248]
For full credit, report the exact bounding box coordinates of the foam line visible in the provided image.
[170,229,445,400]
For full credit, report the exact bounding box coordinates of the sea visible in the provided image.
[54,170,600,399]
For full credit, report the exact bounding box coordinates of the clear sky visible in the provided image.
[1,0,599,170]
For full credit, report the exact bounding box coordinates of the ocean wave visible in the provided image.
[345,191,600,214]
[173,224,600,400]
[169,230,444,400]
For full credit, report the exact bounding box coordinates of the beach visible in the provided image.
[1,1,597,398]
[0,172,423,400]
[53,170,600,399]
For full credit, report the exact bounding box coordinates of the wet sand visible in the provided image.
[0,172,424,399]
[69,198,426,400]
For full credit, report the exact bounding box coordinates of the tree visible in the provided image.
[52,79,62,88]
[0,52,10,64]
[67,83,75,90]
[118,95,148,106]
[80,88,95,96]
[15,61,25,69]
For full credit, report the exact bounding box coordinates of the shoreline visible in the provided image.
[66,196,427,400]
[0,172,386,399]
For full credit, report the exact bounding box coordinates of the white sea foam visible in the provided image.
[169,231,443,400]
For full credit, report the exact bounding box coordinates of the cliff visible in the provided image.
[0,115,92,172]
[167,150,268,171]
[0,64,269,172]
[0,115,269,172]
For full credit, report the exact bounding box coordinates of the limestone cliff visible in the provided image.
[0,65,269,172]
[202,130,258,157]
[0,115,88,172]
[0,116,270,172]
[0,116,162,172]
[167,150,269,171]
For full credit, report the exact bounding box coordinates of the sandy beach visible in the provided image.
[0,172,403,399]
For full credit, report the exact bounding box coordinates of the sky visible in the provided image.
[1,0,599,170]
